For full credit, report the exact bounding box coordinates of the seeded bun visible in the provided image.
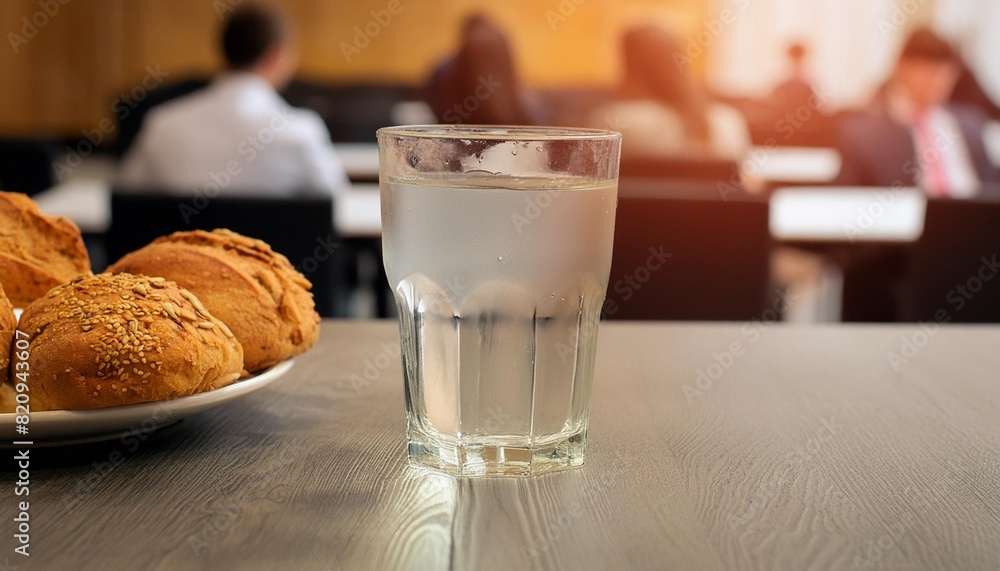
[0,283,15,380]
[108,229,319,373]
[15,273,244,411]
[0,191,91,307]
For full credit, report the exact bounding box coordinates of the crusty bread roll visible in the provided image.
[15,273,244,410]
[0,282,15,381]
[0,191,91,307]
[108,229,319,373]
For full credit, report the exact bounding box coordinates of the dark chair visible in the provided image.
[604,179,772,320]
[900,198,1000,322]
[108,191,343,317]
[281,81,418,143]
[112,78,211,157]
[619,156,739,183]
[0,139,59,195]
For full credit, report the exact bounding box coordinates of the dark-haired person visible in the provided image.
[586,25,750,160]
[426,14,545,126]
[835,28,1000,196]
[770,42,818,111]
[119,4,348,196]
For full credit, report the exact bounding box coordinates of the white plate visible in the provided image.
[1,360,293,447]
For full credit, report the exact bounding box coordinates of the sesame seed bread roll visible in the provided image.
[108,229,319,373]
[0,282,15,381]
[0,191,91,307]
[16,273,244,411]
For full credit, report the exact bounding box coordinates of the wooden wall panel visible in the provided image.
[0,0,123,136]
[0,0,704,137]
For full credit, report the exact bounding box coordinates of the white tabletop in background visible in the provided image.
[335,183,381,238]
[747,146,841,184]
[34,181,928,243]
[334,142,379,179]
[33,177,112,234]
[33,147,922,244]
[33,180,383,238]
[769,187,926,242]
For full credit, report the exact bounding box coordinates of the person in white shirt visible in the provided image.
[118,4,348,196]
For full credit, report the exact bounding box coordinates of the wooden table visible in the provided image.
[3,320,998,570]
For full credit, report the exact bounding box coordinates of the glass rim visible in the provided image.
[376,124,621,142]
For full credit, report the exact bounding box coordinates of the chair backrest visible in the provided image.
[901,198,1000,322]
[108,191,338,317]
[112,79,210,157]
[619,156,739,183]
[605,179,772,320]
[0,139,58,195]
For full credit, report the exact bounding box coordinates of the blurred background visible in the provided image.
[2,0,999,322]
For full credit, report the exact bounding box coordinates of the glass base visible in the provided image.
[407,430,587,477]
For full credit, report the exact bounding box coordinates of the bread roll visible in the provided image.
[0,282,15,381]
[108,229,319,373]
[0,191,90,307]
[15,273,244,410]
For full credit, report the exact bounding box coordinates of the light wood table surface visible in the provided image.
[3,320,999,570]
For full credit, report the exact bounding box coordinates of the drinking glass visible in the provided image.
[378,125,621,476]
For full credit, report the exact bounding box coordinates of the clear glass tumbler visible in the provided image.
[378,125,621,476]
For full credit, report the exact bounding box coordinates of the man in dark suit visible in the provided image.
[833,29,1000,321]
[836,29,1000,195]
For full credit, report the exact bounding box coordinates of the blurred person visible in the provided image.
[119,4,348,196]
[835,28,1000,196]
[950,60,1000,121]
[770,42,818,110]
[426,14,544,126]
[586,25,750,160]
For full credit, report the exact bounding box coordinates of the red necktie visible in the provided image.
[917,113,949,197]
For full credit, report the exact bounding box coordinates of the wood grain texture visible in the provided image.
[2,320,999,570]
[0,0,706,137]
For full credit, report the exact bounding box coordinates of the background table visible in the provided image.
[3,320,998,570]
